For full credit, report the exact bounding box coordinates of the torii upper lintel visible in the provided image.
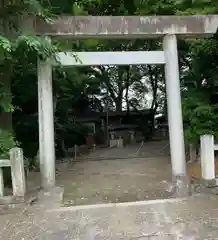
[33,15,218,39]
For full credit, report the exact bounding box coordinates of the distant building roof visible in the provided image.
[108,124,138,131]
[75,109,152,122]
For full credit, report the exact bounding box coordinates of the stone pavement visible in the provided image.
[1,194,218,239]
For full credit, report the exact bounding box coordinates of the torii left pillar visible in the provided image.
[37,59,56,189]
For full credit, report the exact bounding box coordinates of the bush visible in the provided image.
[0,129,18,158]
[182,90,218,145]
[183,104,218,145]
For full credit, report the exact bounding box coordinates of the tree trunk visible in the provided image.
[125,66,130,112]
[115,94,123,112]
[148,66,159,139]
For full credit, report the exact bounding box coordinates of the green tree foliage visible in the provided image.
[0,0,58,162]
[0,129,17,158]
[181,35,218,142]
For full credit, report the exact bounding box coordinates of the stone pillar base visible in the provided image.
[36,186,64,208]
[109,139,124,148]
[110,139,118,148]
[200,179,217,188]
[117,138,124,148]
[171,175,192,197]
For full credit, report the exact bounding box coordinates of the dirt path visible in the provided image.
[56,156,173,206]
[26,141,173,206]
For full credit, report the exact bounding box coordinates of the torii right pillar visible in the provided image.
[163,34,191,196]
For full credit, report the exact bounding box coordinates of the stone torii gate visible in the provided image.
[35,15,218,194]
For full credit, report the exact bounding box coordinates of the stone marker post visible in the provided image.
[10,147,26,197]
[0,168,4,197]
[200,135,216,186]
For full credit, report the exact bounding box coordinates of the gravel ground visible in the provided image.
[1,195,218,239]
